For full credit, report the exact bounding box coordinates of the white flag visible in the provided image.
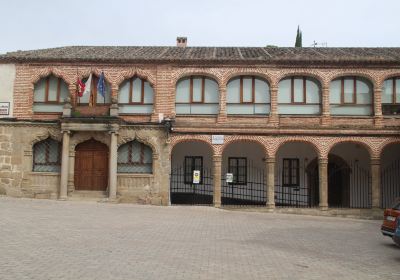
[82,73,92,97]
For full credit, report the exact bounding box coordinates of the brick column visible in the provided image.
[318,157,328,210]
[213,155,222,207]
[217,86,227,123]
[108,132,118,200]
[269,86,278,126]
[59,130,70,200]
[371,158,381,209]
[265,157,275,209]
[321,86,331,126]
[373,87,383,127]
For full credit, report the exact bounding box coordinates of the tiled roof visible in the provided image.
[1,46,400,64]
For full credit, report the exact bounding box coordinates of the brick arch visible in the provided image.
[30,130,62,147]
[223,71,273,87]
[173,71,222,87]
[118,135,159,160]
[276,72,324,88]
[379,73,400,88]
[31,68,71,87]
[273,139,320,158]
[170,136,215,157]
[327,140,374,159]
[328,72,377,88]
[77,69,113,86]
[220,137,269,158]
[378,139,400,158]
[115,68,156,88]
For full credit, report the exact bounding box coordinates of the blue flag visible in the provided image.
[97,72,106,98]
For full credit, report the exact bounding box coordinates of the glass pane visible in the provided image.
[356,79,372,104]
[47,76,59,102]
[132,78,142,103]
[59,81,69,102]
[396,79,400,104]
[48,141,59,163]
[119,80,130,103]
[278,79,291,103]
[254,78,269,103]
[330,105,372,115]
[344,78,354,103]
[278,104,320,115]
[117,144,129,163]
[176,78,190,103]
[131,141,141,162]
[34,79,46,102]
[192,78,202,102]
[293,78,304,102]
[306,79,320,103]
[143,82,154,104]
[143,146,153,164]
[204,78,219,103]
[329,80,341,104]
[242,78,252,102]
[227,78,240,103]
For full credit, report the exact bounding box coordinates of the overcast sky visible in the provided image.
[0,0,399,54]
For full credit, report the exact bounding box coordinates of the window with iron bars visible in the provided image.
[117,141,153,173]
[228,157,247,185]
[282,158,300,186]
[184,156,203,184]
[32,138,61,172]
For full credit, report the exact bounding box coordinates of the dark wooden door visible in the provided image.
[74,139,108,191]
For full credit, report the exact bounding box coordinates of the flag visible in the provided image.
[97,72,106,98]
[77,78,85,97]
[82,73,92,97]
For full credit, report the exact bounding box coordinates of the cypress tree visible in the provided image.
[295,26,302,48]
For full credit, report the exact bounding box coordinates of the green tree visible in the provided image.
[295,26,302,48]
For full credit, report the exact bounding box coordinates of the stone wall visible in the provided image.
[0,122,170,205]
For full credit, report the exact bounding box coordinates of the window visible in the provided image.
[228,157,247,185]
[278,77,321,115]
[32,138,61,172]
[118,77,154,114]
[175,76,219,115]
[78,75,111,105]
[117,141,153,173]
[226,76,270,115]
[330,77,373,116]
[282,158,299,186]
[382,78,400,115]
[33,75,69,113]
[184,156,203,184]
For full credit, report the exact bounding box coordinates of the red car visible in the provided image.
[381,198,400,237]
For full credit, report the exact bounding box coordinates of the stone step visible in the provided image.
[69,191,108,201]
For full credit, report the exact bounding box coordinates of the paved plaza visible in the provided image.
[0,197,399,280]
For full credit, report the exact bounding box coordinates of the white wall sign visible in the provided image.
[226,173,233,183]
[212,135,224,145]
[193,170,201,184]
[0,102,10,115]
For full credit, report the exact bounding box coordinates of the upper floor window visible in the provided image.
[78,74,111,106]
[175,76,219,115]
[226,76,270,115]
[278,76,321,115]
[382,77,400,115]
[117,140,153,173]
[330,77,373,116]
[33,75,69,113]
[119,77,154,114]
[33,138,61,172]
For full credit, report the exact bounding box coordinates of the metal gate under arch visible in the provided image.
[170,167,213,205]
[381,158,400,208]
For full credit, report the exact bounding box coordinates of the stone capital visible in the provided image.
[212,155,222,162]
[370,158,380,166]
[265,157,276,164]
[318,157,328,164]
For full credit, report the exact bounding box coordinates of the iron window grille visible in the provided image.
[117,141,153,173]
[228,157,247,185]
[32,138,61,172]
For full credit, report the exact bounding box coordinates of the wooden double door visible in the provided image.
[74,139,108,191]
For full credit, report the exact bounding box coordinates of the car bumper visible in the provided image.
[394,235,400,246]
[381,226,395,237]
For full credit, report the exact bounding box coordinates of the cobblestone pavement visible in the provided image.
[0,197,399,280]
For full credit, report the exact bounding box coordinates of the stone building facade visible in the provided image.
[0,43,399,213]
